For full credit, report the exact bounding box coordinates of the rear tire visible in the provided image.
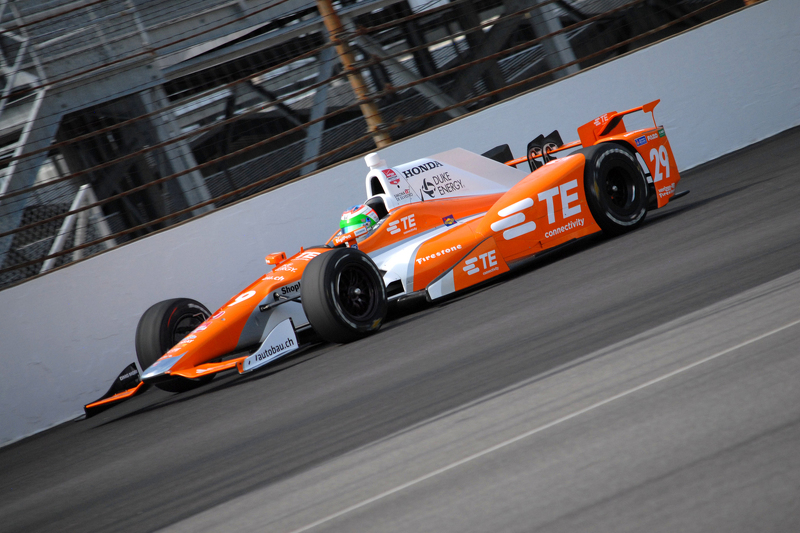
[581,143,648,235]
[135,298,213,392]
[301,248,387,344]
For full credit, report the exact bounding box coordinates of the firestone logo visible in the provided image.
[658,182,676,198]
[416,244,462,264]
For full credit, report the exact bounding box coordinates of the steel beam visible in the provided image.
[301,44,335,176]
[528,3,579,78]
[0,91,62,268]
[356,33,467,119]
[454,1,505,96]
[140,86,214,214]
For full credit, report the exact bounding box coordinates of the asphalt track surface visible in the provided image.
[2,128,800,533]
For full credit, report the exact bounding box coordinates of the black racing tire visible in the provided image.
[301,248,388,344]
[581,143,648,235]
[135,298,213,393]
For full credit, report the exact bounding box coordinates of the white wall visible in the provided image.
[1,0,797,446]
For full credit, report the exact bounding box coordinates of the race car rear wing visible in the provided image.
[577,99,661,147]
[504,99,662,167]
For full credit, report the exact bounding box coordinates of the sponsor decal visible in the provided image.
[387,214,416,236]
[119,369,138,381]
[252,336,295,363]
[538,180,582,224]
[402,160,443,179]
[275,263,297,273]
[421,179,435,198]
[416,244,462,264]
[658,127,666,137]
[333,233,354,246]
[420,171,464,199]
[646,132,658,142]
[635,136,647,147]
[657,182,676,199]
[241,319,298,373]
[296,251,322,262]
[382,168,397,179]
[491,197,536,240]
[544,218,585,239]
[279,281,301,297]
[593,113,610,127]
[393,188,415,202]
[442,215,456,226]
[185,335,197,340]
[191,322,210,334]
[463,249,498,276]
[389,178,401,186]
[211,310,225,319]
[263,274,285,281]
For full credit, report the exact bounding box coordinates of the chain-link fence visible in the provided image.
[0,0,747,289]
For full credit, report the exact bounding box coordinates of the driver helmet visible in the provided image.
[340,204,379,239]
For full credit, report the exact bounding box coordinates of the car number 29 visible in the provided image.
[649,145,671,183]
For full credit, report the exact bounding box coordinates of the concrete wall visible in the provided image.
[1,0,798,446]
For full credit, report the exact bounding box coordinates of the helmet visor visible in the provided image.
[340,213,372,234]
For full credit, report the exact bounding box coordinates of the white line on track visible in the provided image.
[287,317,800,533]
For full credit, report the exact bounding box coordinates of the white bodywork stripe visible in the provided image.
[498,197,533,217]
[427,270,455,300]
[491,212,524,232]
[369,213,484,294]
[504,221,537,240]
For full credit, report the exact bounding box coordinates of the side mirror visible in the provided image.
[265,252,287,266]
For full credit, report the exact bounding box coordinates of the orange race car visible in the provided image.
[85,99,687,416]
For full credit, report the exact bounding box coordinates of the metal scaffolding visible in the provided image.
[0,0,744,289]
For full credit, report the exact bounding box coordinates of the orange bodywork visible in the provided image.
[155,99,681,378]
[89,100,683,414]
[84,381,147,410]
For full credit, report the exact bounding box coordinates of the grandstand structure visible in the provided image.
[0,0,742,288]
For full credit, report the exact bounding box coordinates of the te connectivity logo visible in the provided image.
[464,249,498,276]
[296,251,321,261]
[388,214,416,235]
[491,198,536,240]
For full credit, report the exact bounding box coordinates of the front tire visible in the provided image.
[301,248,387,344]
[135,298,213,392]
[582,143,648,235]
